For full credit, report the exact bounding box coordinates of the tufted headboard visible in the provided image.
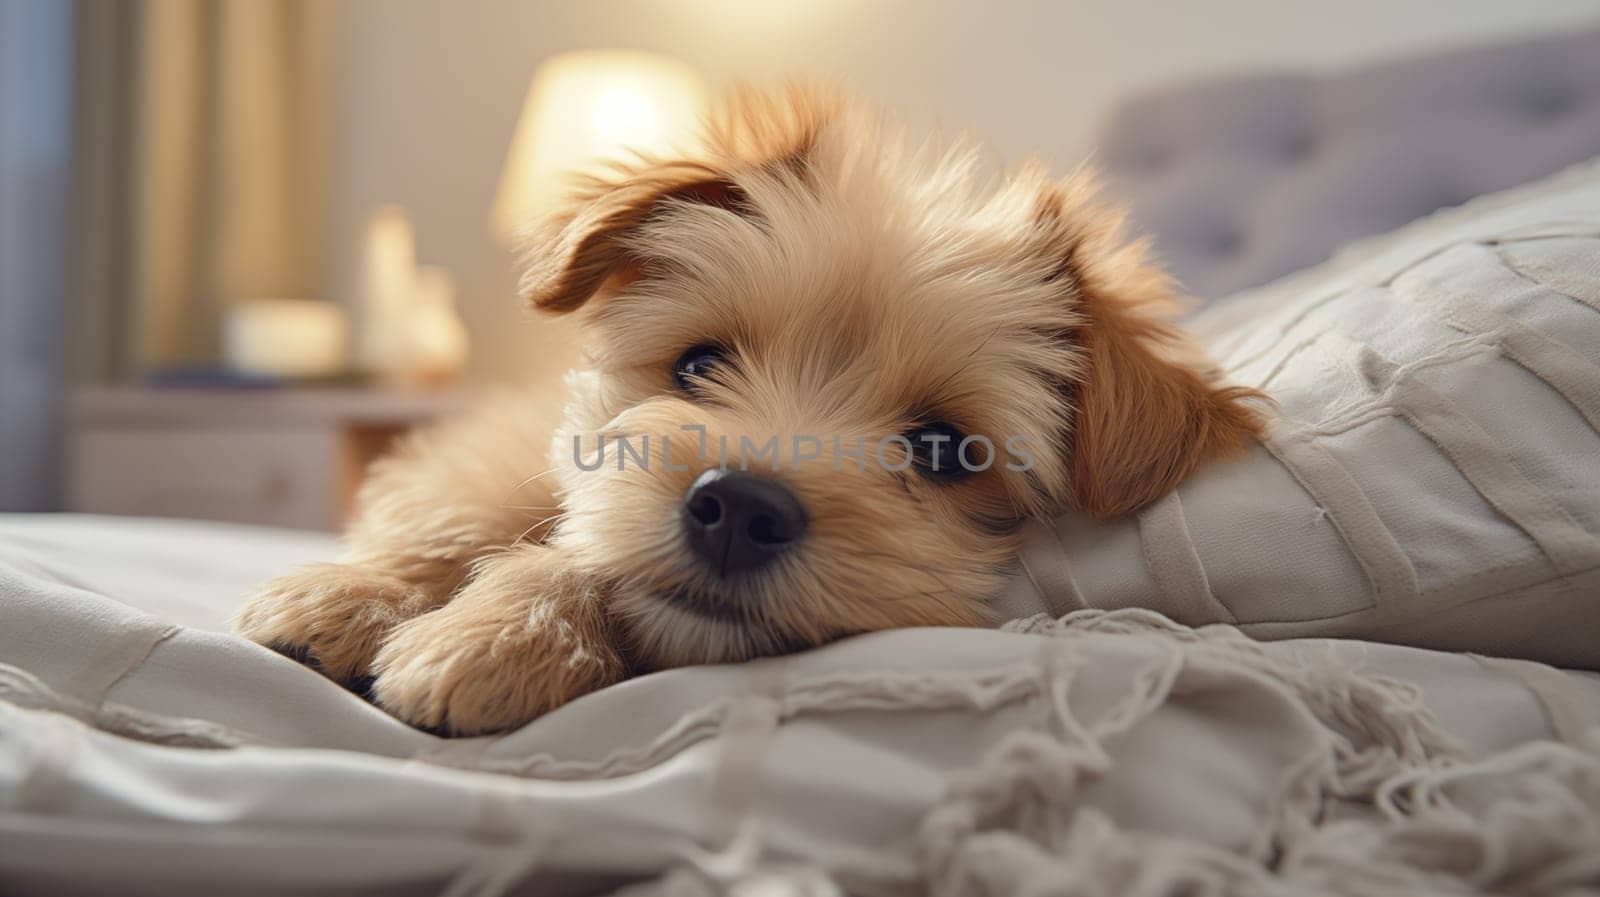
[1096,25,1600,303]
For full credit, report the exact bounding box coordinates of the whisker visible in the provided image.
[503,469,560,502]
[925,324,1005,404]
[511,511,567,546]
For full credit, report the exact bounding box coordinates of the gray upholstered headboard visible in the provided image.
[1096,25,1600,303]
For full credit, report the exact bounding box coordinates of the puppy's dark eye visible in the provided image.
[673,344,728,394]
[905,420,974,480]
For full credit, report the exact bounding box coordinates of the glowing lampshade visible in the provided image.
[491,50,709,245]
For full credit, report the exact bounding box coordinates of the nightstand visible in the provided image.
[66,387,470,531]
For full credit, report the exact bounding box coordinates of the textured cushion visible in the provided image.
[1098,27,1600,302]
[1000,157,1600,669]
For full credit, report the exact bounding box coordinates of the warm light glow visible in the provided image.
[223,299,348,380]
[591,86,660,141]
[491,50,709,246]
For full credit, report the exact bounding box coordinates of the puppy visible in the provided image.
[235,87,1262,735]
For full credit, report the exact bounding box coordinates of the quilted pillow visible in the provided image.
[998,158,1600,669]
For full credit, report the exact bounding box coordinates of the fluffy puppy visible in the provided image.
[235,87,1262,735]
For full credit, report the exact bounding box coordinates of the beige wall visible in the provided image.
[325,0,1600,386]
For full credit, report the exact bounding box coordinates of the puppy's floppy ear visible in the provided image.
[519,161,747,313]
[1040,178,1266,520]
[519,83,840,314]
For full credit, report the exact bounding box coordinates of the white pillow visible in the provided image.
[999,158,1600,669]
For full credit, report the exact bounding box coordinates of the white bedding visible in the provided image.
[2,514,1599,896]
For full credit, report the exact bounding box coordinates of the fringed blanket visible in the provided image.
[2,518,1597,895]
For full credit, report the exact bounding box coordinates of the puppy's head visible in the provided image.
[522,86,1261,669]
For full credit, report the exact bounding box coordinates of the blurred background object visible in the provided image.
[1098,26,1600,300]
[72,0,333,381]
[0,0,71,512]
[358,205,469,386]
[2,0,1599,521]
[222,299,348,381]
[492,49,710,246]
[66,385,467,529]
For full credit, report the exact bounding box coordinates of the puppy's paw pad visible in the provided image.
[265,640,317,667]
[349,673,379,702]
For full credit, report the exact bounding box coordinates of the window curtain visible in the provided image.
[71,0,333,380]
[0,0,73,510]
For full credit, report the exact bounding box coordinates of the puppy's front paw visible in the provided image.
[234,563,433,685]
[368,554,624,735]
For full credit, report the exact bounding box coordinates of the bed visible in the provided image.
[3,512,1599,896]
[6,34,1600,897]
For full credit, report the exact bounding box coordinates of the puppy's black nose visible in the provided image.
[682,469,807,574]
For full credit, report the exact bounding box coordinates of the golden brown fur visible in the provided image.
[235,86,1263,735]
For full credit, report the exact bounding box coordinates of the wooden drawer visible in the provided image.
[67,426,341,530]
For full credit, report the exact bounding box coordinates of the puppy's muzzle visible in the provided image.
[682,469,807,575]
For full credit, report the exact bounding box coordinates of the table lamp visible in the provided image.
[491,50,710,246]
